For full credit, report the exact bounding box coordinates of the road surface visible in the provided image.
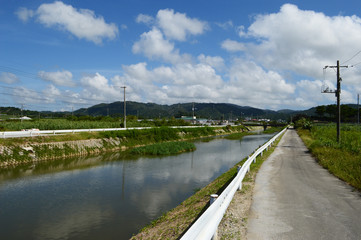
[247,128,361,240]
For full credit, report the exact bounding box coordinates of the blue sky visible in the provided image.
[1,0,361,112]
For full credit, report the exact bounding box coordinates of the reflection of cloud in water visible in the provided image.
[34,203,113,240]
[126,137,272,219]
[0,134,274,239]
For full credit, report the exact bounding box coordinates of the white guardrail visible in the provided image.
[180,127,288,240]
[0,125,222,138]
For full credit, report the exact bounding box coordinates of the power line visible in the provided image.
[341,50,361,65]
[349,61,361,67]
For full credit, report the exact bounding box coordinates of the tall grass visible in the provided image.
[131,142,196,155]
[298,124,361,190]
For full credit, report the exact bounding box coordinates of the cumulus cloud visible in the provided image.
[156,9,208,41]
[15,7,34,22]
[16,1,118,44]
[110,62,224,104]
[80,73,120,101]
[221,39,246,52]
[0,72,19,84]
[136,14,154,25]
[132,27,191,64]
[133,9,208,64]
[38,70,75,87]
[238,4,361,78]
[197,54,225,71]
[218,3,361,108]
[42,85,61,103]
[222,58,295,108]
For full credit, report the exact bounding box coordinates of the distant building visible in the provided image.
[20,116,32,120]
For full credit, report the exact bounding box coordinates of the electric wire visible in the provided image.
[341,50,361,65]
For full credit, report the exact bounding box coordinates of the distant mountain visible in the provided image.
[75,101,288,120]
[1,102,359,122]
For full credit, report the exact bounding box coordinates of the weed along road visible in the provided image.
[247,128,361,240]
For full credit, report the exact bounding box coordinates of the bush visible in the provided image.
[294,117,312,130]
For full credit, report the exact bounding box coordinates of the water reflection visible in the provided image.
[0,134,274,240]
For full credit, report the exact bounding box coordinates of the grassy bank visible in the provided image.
[131,130,284,240]
[297,124,361,190]
[0,125,247,167]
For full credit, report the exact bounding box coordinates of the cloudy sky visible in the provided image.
[1,0,361,112]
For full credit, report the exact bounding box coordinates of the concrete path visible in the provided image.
[247,128,361,240]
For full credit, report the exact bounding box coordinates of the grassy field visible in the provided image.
[298,124,361,190]
[0,118,191,131]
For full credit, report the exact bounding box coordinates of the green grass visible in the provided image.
[298,124,361,190]
[0,118,191,131]
[131,142,196,155]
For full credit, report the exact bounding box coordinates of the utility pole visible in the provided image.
[21,104,24,123]
[357,94,360,124]
[121,86,126,128]
[192,102,195,119]
[323,60,348,142]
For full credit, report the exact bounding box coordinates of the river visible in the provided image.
[0,133,274,240]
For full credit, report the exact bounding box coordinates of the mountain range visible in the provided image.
[1,101,359,122]
[75,101,301,121]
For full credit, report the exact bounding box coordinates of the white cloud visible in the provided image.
[136,14,154,25]
[13,87,41,104]
[42,85,61,103]
[197,54,225,71]
[216,20,233,30]
[22,1,118,44]
[80,73,119,100]
[221,39,246,52]
[132,27,190,64]
[0,72,19,84]
[133,9,206,64]
[15,7,34,22]
[110,62,224,104]
[156,9,208,41]
[237,25,247,37]
[240,4,361,78]
[38,70,75,87]
[222,58,295,108]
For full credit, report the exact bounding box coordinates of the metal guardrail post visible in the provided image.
[237,166,243,190]
[210,194,219,240]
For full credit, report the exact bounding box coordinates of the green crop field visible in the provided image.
[0,118,191,131]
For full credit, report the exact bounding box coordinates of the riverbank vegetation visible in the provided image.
[297,122,361,190]
[0,125,248,167]
[131,142,196,155]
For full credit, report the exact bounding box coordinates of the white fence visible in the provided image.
[0,127,145,138]
[180,127,288,240]
[0,125,222,138]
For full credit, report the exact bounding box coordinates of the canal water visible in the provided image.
[0,133,274,240]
